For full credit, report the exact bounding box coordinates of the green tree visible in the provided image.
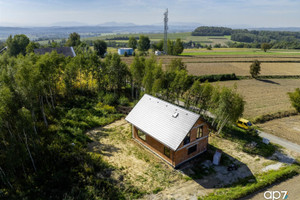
[152,40,164,51]
[170,69,189,104]
[261,43,271,52]
[142,56,156,94]
[93,40,107,57]
[105,53,129,95]
[173,38,184,55]
[26,41,40,54]
[6,34,30,56]
[130,55,145,98]
[66,32,81,47]
[138,35,150,52]
[167,39,174,55]
[128,36,137,50]
[288,88,300,112]
[250,60,261,79]
[211,85,245,134]
[166,58,186,72]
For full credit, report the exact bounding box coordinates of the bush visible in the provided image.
[103,93,118,106]
[288,88,300,112]
[253,110,298,124]
[119,96,129,106]
[192,73,238,83]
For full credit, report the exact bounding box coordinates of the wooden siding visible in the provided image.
[132,118,209,168]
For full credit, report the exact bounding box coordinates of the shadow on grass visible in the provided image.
[178,144,256,189]
[256,79,280,85]
[87,127,121,157]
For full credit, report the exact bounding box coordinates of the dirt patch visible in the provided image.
[259,115,300,145]
[213,79,300,119]
[87,119,184,193]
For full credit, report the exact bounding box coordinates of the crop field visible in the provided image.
[84,32,231,45]
[259,115,300,145]
[212,79,300,119]
[186,62,300,76]
[181,48,300,56]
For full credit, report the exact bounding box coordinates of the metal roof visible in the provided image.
[125,94,200,151]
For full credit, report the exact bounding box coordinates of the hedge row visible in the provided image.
[190,73,238,83]
[253,110,299,124]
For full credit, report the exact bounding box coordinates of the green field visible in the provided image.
[181,48,300,56]
[82,32,231,45]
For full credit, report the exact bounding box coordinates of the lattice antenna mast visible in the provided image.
[163,8,168,54]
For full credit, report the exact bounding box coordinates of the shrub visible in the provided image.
[192,73,238,83]
[103,93,118,105]
[119,96,129,106]
[288,88,300,112]
[253,110,298,124]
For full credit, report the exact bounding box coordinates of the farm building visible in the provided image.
[34,47,76,57]
[125,94,209,168]
[118,48,134,55]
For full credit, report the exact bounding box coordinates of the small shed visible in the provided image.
[125,94,209,168]
[34,47,76,57]
[118,48,133,56]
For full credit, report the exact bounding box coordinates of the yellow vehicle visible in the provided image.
[236,118,253,130]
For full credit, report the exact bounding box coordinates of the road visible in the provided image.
[258,130,300,154]
[243,175,300,200]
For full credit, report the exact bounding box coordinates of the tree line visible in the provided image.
[192,26,300,49]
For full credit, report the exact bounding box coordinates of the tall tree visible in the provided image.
[173,38,184,55]
[66,32,81,47]
[250,60,261,79]
[138,35,150,52]
[167,39,174,55]
[26,41,40,54]
[105,53,129,95]
[211,85,245,134]
[128,36,137,50]
[288,88,300,112]
[130,55,145,98]
[6,34,30,56]
[142,56,156,94]
[93,40,107,57]
[261,43,271,52]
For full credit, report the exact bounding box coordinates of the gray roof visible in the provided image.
[0,46,7,54]
[125,94,200,151]
[34,47,76,57]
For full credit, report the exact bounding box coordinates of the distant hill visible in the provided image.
[50,21,89,27]
[0,25,197,41]
[97,22,137,27]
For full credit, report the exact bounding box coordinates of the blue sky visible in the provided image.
[0,0,300,27]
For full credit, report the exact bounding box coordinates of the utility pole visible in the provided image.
[163,8,168,54]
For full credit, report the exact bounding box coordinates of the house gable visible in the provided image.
[125,94,200,151]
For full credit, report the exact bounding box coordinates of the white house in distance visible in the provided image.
[118,48,134,56]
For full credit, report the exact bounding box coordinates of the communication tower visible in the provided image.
[163,9,168,54]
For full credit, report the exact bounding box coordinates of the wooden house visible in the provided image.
[125,94,209,168]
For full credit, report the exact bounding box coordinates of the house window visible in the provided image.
[197,126,204,139]
[188,145,197,155]
[137,129,146,141]
[183,133,190,145]
[164,146,170,158]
